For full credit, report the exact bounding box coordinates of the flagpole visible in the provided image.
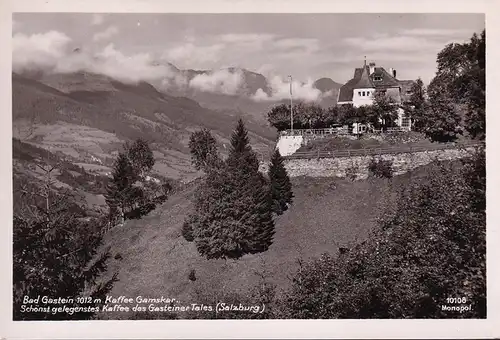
[288,75,293,135]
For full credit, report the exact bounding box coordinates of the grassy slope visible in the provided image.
[12,138,111,216]
[100,168,432,318]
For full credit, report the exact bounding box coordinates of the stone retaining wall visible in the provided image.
[259,148,475,179]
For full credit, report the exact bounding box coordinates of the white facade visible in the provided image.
[352,88,375,107]
[276,135,303,156]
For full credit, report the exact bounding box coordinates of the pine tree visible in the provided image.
[268,149,293,215]
[227,118,259,175]
[188,119,275,260]
[246,176,275,253]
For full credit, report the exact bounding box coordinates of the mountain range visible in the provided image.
[12,63,343,213]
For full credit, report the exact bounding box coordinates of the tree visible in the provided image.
[226,118,260,174]
[370,90,399,130]
[188,128,222,171]
[424,77,463,142]
[124,138,154,179]
[267,102,327,131]
[191,168,275,260]
[402,78,426,132]
[268,149,293,214]
[267,103,292,131]
[461,30,485,140]
[282,151,486,318]
[424,30,485,141]
[105,152,135,218]
[188,119,275,260]
[13,164,118,320]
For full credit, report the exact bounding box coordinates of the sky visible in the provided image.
[12,13,484,87]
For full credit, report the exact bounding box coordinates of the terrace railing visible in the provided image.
[280,126,411,136]
[280,128,349,136]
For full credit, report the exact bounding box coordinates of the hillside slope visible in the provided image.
[12,72,276,181]
[97,168,435,319]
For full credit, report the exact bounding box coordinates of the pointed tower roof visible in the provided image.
[355,65,374,88]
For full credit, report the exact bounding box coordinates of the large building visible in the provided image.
[337,61,415,129]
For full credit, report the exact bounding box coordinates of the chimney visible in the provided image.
[369,62,376,75]
[392,69,397,78]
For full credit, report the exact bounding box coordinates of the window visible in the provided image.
[374,76,382,81]
[358,91,362,96]
[362,91,366,96]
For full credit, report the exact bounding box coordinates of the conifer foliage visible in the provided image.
[13,165,117,320]
[185,119,275,260]
[268,149,293,215]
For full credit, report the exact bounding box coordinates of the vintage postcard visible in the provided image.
[1,0,498,338]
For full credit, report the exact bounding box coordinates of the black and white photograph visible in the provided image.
[1,0,498,338]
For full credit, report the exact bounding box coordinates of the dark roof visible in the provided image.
[398,79,416,102]
[337,64,404,103]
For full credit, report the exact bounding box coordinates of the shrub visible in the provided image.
[181,215,196,242]
[345,161,360,181]
[188,269,197,282]
[368,158,393,178]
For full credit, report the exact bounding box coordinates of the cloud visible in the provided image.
[401,28,471,36]
[93,26,119,42]
[92,44,177,83]
[273,38,320,53]
[256,63,276,77]
[251,76,321,102]
[91,14,105,26]
[343,34,443,52]
[12,31,181,85]
[12,31,72,72]
[216,33,277,49]
[12,30,329,100]
[189,69,244,95]
[162,42,225,69]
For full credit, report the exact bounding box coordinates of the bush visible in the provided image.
[368,158,393,178]
[181,216,195,242]
[345,161,360,181]
[188,269,197,281]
